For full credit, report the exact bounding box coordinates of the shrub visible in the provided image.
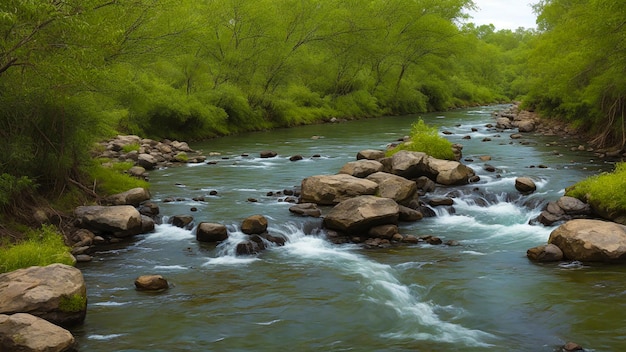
[386,119,455,160]
[0,225,75,273]
[0,174,37,212]
[566,162,626,213]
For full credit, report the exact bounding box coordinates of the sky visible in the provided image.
[466,0,538,30]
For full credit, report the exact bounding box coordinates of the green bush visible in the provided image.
[0,225,75,273]
[386,119,455,160]
[566,162,626,214]
[0,174,37,211]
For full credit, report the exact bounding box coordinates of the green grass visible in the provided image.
[566,162,626,213]
[0,225,75,273]
[89,161,149,195]
[386,119,455,160]
[121,143,141,153]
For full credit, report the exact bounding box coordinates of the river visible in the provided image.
[72,105,626,351]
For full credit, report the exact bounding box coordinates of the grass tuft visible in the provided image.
[566,162,626,213]
[386,119,455,160]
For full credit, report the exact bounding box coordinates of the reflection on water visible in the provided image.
[74,106,626,351]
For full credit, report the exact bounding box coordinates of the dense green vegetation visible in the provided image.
[386,119,455,160]
[0,225,75,273]
[1,0,625,230]
[525,0,626,149]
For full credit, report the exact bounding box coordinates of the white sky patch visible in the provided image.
[465,0,538,30]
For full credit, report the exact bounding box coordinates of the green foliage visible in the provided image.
[386,119,455,160]
[121,143,140,153]
[0,174,37,211]
[59,293,87,313]
[89,162,149,196]
[566,163,626,214]
[525,0,626,148]
[0,225,75,273]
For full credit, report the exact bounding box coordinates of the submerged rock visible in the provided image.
[135,275,169,291]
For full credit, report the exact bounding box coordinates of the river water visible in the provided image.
[72,105,626,351]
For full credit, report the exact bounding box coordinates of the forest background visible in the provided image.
[0,0,624,225]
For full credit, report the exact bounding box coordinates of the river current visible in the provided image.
[73,105,626,351]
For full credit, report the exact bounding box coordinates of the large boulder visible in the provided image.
[323,196,399,234]
[0,313,75,352]
[426,158,475,185]
[0,264,87,326]
[74,205,143,237]
[300,174,378,205]
[548,219,626,262]
[137,153,158,170]
[389,151,433,179]
[104,187,150,206]
[338,160,384,178]
[196,223,228,242]
[365,172,418,206]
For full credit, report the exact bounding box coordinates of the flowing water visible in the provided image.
[72,106,626,351]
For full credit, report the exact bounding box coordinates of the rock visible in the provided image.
[365,172,418,206]
[510,133,523,139]
[170,215,194,229]
[428,197,454,206]
[557,196,591,215]
[259,150,277,158]
[196,223,228,242]
[402,235,419,244]
[138,202,160,217]
[357,149,386,160]
[128,166,147,178]
[536,210,563,226]
[562,342,584,351]
[323,196,399,234]
[141,215,155,233]
[134,275,169,291]
[426,158,475,185]
[526,244,564,262]
[137,153,158,170]
[368,224,398,239]
[548,219,626,262]
[300,174,378,205]
[236,240,264,255]
[0,313,76,352]
[389,151,432,179]
[241,215,268,235]
[289,155,304,161]
[0,264,87,326]
[104,187,150,207]
[74,255,93,263]
[338,160,384,178]
[74,205,142,237]
[415,176,436,193]
[515,177,537,194]
[289,203,322,218]
[398,205,424,222]
[496,117,513,129]
[517,120,535,132]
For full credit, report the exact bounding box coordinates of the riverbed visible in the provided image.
[72,105,625,351]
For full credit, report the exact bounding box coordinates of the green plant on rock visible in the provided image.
[121,143,141,153]
[59,293,87,313]
[386,119,455,160]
